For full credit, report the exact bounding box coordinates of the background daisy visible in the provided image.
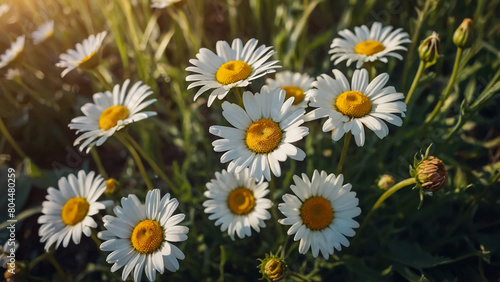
[151,0,182,8]
[99,189,189,282]
[32,20,54,45]
[56,31,107,77]
[329,22,411,68]
[37,170,108,251]
[0,35,25,69]
[278,170,361,259]
[265,71,314,110]
[203,169,272,240]
[307,68,406,146]
[209,86,309,181]
[68,79,157,153]
[186,38,281,106]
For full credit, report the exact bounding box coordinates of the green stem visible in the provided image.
[91,230,102,248]
[90,148,108,178]
[269,174,285,244]
[369,63,377,81]
[424,48,464,125]
[28,252,50,270]
[0,118,27,158]
[356,178,417,243]
[115,132,154,190]
[405,60,426,105]
[123,132,178,193]
[337,131,352,174]
[46,252,66,280]
[89,69,113,91]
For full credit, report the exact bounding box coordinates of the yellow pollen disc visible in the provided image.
[354,40,385,56]
[98,105,130,130]
[216,60,252,85]
[300,197,334,231]
[227,187,256,215]
[281,86,305,105]
[61,197,90,226]
[245,119,282,154]
[131,220,163,254]
[79,52,96,65]
[335,91,372,118]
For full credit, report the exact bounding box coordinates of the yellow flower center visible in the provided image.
[79,52,96,65]
[131,219,164,254]
[227,187,255,215]
[354,40,385,56]
[216,60,252,85]
[61,197,90,226]
[335,90,372,118]
[245,119,282,154]
[98,105,130,130]
[281,86,305,105]
[300,197,334,231]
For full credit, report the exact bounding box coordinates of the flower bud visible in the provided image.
[418,32,440,64]
[377,174,395,190]
[414,156,448,192]
[453,18,475,49]
[258,253,286,282]
[105,178,119,196]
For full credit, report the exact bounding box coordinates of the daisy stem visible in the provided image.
[115,132,155,190]
[46,251,66,280]
[233,87,244,107]
[90,230,102,248]
[336,131,352,174]
[424,48,464,125]
[369,64,377,81]
[89,69,113,92]
[356,177,417,242]
[90,148,108,178]
[405,60,426,105]
[123,132,179,194]
[269,174,285,244]
[0,118,27,159]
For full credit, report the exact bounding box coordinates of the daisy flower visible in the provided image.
[209,86,308,181]
[329,22,411,68]
[265,71,314,110]
[99,189,189,282]
[278,170,361,259]
[203,169,272,240]
[307,68,406,146]
[31,20,54,45]
[68,79,157,153]
[0,240,18,268]
[56,31,107,77]
[37,170,108,251]
[151,0,182,8]
[186,38,280,106]
[0,36,25,69]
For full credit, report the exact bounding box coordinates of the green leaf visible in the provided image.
[389,241,451,269]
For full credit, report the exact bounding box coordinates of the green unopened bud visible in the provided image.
[418,32,440,64]
[453,18,475,49]
[413,156,448,192]
[377,174,395,190]
[258,253,286,282]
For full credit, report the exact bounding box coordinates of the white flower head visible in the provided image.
[99,189,189,282]
[307,68,406,146]
[151,0,182,8]
[265,71,314,110]
[209,85,309,181]
[0,240,19,268]
[0,35,25,69]
[203,169,273,240]
[4,68,21,80]
[278,170,361,259]
[68,80,157,153]
[329,22,411,68]
[56,31,107,77]
[32,20,54,45]
[37,170,108,251]
[186,38,281,106]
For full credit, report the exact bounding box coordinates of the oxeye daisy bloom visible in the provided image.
[265,71,314,110]
[203,169,272,240]
[209,86,308,181]
[186,38,280,106]
[56,31,107,77]
[68,79,157,153]
[329,22,411,68]
[37,170,108,251]
[0,240,18,268]
[151,0,182,8]
[278,170,361,259]
[31,20,54,45]
[98,189,189,282]
[0,35,25,69]
[307,68,406,146]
